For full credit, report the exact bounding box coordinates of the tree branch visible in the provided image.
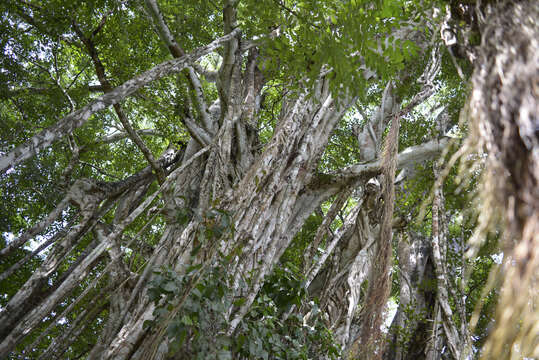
[144,0,214,133]
[311,137,450,190]
[0,28,240,173]
[182,117,212,146]
[73,21,166,183]
[94,129,162,145]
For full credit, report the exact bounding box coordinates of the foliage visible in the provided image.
[146,261,339,359]
[145,206,338,359]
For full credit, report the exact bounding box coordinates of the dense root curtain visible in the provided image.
[463,1,539,358]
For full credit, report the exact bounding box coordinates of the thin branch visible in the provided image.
[0,219,76,282]
[80,161,122,180]
[305,204,362,290]
[144,0,214,132]
[273,0,322,30]
[73,21,166,183]
[0,196,71,260]
[182,117,212,146]
[39,297,109,359]
[192,63,218,82]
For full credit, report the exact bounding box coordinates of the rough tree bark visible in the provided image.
[462,1,539,358]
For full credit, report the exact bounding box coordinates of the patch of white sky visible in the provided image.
[2,231,46,255]
[2,209,71,255]
[199,52,222,72]
[4,16,52,68]
[491,252,502,264]
[411,83,443,119]
[383,296,399,333]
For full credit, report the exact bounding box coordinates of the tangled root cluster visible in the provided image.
[463,0,539,357]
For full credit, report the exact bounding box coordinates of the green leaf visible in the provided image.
[180,315,193,325]
[234,297,247,307]
[162,281,178,293]
[217,349,232,360]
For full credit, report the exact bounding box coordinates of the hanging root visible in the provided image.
[459,1,539,358]
[350,94,400,360]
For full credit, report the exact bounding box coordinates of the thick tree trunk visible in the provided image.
[384,231,437,360]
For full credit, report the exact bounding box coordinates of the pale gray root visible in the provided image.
[385,234,412,360]
[305,202,362,292]
[88,143,211,359]
[0,218,76,282]
[26,274,116,358]
[307,179,381,349]
[38,297,109,360]
[0,184,159,358]
[425,303,443,360]
[0,195,70,260]
[144,0,215,133]
[0,208,101,342]
[304,188,352,271]
[0,153,203,356]
[383,231,437,360]
[354,82,398,162]
[351,106,400,359]
[340,211,378,348]
[430,158,471,359]
[85,223,137,360]
[225,86,353,335]
[61,135,80,186]
[0,236,111,358]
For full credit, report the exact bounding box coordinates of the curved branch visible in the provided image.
[316,137,450,189]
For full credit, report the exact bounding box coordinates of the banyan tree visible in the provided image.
[0,0,537,359]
